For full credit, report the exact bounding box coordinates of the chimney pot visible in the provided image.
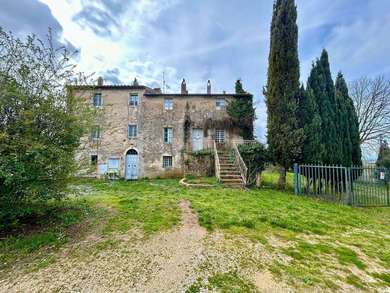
[181,78,188,94]
[207,80,211,94]
[97,76,103,86]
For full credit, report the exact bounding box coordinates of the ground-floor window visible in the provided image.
[91,154,98,165]
[162,156,173,168]
[215,129,225,143]
[108,158,120,171]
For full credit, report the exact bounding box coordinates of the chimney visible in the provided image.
[97,76,104,86]
[133,78,139,86]
[207,80,211,94]
[181,79,188,94]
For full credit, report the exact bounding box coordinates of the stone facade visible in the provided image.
[74,79,250,179]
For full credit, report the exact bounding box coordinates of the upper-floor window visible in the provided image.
[216,99,225,110]
[162,156,173,168]
[129,93,139,107]
[215,129,225,143]
[164,98,173,110]
[164,127,173,144]
[93,93,102,107]
[128,124,137,138]
[91,125,101,140]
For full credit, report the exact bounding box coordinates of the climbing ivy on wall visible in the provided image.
[226,80,255,140]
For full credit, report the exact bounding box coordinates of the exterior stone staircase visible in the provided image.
[217,149,245,188]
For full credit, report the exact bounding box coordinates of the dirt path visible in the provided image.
[0,200,287,292]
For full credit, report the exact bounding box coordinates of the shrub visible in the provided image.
[238,142,269,185]
[0,29,92,230]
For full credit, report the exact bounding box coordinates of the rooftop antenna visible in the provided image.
[162,71,166,93]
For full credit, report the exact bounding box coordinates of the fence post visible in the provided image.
[294,163,299,195]
[345,167,352,206]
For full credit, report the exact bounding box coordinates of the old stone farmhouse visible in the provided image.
[73,78,252,183]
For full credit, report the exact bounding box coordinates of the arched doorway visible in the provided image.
[125,149,139,180]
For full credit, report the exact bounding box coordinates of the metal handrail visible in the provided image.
[232,141,248,185]
[213,140,221,181]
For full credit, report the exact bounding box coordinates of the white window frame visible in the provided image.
[91,125,101,140]
[216,99,225,110]
[108,158,120,171]
[128,124,137,138]
[162,156,173,169]
[164,98,173,110]
[129,93,139,107]
[215,129,225,143]
[92,93,102,107]
[164,127,173,144]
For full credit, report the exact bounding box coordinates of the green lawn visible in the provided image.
[1,175,389,290]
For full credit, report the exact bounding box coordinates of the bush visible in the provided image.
[0,29,92,230]
[238,142,269,185]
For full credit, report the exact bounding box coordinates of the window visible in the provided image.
[129,94,139,107]
[215,129,225,143]
[216,99,225,110]
[91,155,98,165]
[93,93,102,107]
[164,98,173,110]
[91,126,101,140]
[128,124,137,138]
[163,156,173,168]
[164,127,173,144]
[108,158,120,170]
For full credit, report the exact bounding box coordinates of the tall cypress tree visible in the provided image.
[307,50,340,165]
[298,85,323,163]
[335,72,352,166]
[265,0,303,189]
[335,72,362,166]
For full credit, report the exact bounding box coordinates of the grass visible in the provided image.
[1,172,389,290]
[0,199,93,273]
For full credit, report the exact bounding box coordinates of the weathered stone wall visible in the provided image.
[183,151,215,177]
[75,86,244,179]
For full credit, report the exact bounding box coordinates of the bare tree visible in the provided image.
[349,76,390,147]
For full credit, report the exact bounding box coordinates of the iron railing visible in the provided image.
[294,164,390,207]
[231,141,248,185]
[213,140,221,181]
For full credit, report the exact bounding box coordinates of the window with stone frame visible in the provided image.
[164,98,173,110]
[164,127,173,144]
[128,124,137,138]
[216,99,225,110]
[93,93,102,107]
[91,125,101,140]
[129,93,139,107]
[162,156,173,168]
[215,129,225,143]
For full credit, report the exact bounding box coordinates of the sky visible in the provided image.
[1,0,390,147]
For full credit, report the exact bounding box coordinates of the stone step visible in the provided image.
[220,174,242,179]
[221,177,242,184]
[220,171,241,175]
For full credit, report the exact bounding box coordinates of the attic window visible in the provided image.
[164,98,173,110]
[216,99,225,110]
[93,93,102,107]
[129,93,139,107]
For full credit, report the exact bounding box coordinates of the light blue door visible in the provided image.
[125,151,138,180]
[192,128,203,151]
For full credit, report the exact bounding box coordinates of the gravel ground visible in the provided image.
[0,200,288,293]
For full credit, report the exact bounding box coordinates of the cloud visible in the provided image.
[103,68,122,84]
[0,0,76,51]
[30,0,390,142]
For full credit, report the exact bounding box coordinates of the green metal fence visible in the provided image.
[294,164,390,207]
